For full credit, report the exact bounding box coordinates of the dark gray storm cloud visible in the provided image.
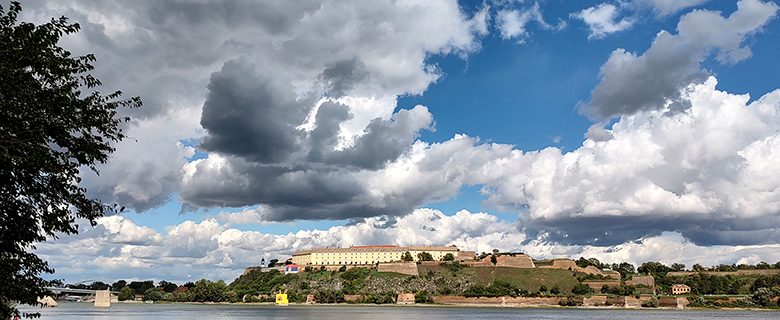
[320,58,370,98]
[581,0,778,120]
[523,214,780,247]
[182,58,434,220]
[200,59,311,163]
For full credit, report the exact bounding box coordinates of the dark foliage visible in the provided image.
[0,2,140,318]
[571,283,592,295]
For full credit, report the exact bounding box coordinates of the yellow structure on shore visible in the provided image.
[275,291,288,306]
[291,245,466,266]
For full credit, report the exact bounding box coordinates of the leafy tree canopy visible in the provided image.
[0,2,140,317]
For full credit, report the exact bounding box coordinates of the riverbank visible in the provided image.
[19,302,780,320]
[110,300,779,311]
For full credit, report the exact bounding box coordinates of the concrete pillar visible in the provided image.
[94,290,111,308]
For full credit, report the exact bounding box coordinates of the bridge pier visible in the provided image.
[94,290,111,308]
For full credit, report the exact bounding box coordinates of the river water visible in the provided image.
[17,302,780,319]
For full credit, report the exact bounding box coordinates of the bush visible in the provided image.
[441,261,465,273]
[463,280,522,297]
[417,252,434,261]
[315,289,345,303]
[338,265,347,272]
[750,287,780,307]
[641,297,659,308]
[118,287,135,301]
[143,288,164,301]
[571,283,592,295]
[415,291,434,304]
[361,292,396,304]
[559,297,582,306]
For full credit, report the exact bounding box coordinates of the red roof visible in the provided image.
[351,245,399,248]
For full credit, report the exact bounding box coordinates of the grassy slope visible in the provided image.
[419,265,580,292]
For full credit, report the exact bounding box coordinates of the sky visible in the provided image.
[17,0,780,283]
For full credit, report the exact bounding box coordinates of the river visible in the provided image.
[16,302,780,319]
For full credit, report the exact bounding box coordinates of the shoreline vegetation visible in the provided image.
[91,300,780,312]
[44,255,780,311]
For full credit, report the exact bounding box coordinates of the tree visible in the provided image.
[143,288,163,302]
[189,279,228,302]
[692,264,705,272]
[671,263,686,272]
[638,261,670,276]
[111,280,127,292]
[442,253,455,261]
[401,251,414,262]
[571,283,592,295]
[417,252,434,261]
[267,259,279,267]
[118,287,135,301]
[89,281,109,290]
[0,2,140,318]
[490,254,497,265]
[611,262,636,279]
[158,280,178,293]
[128,280,155,294]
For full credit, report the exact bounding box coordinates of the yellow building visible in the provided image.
[291,245,462,266]
[670,284,691,295]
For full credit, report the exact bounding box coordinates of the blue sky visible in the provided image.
[21,0,780,282]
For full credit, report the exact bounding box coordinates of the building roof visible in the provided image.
[292,245,458,256]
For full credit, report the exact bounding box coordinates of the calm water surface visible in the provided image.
[17,302,780,320]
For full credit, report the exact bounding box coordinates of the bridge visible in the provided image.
[44,287,119,295]
[43,287,117,306]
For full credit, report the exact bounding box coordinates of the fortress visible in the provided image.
[291,245,475,265]
[257,245,625,281]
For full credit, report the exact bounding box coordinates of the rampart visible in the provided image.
[494,254,535,268]
[431,295,560,306]
[583,280,620,291]
[659,297,689,309]
[537,259,618,278]
[377,262,419,276]
[582,295,608,306]
[396,293,415,304]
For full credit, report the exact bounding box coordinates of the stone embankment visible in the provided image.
[377,262,419,276]
[431,295,560,306]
